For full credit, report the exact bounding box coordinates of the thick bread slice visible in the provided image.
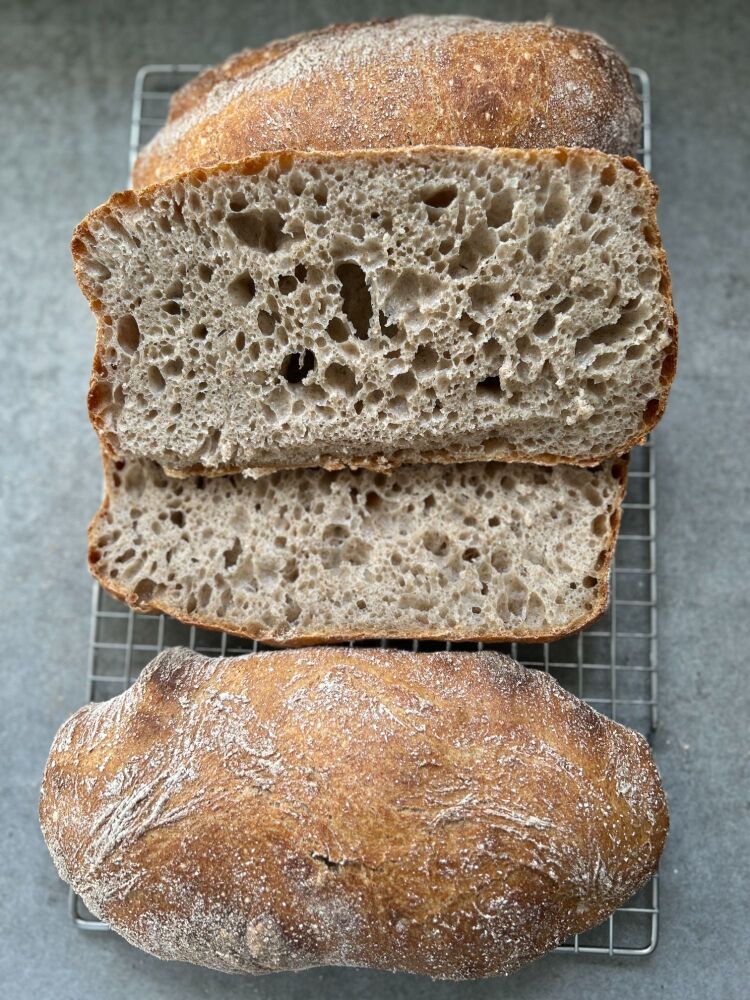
[88,455,628,645]
[40,647,668,978]
[75,147,676,477]
[134,17,642,187]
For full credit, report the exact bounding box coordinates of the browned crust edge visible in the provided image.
[87,453,629,648]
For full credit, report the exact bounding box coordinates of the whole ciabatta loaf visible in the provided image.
[133,17,642,187]
[76,147,676,476]
[89,455,627,645]
[40,648,668,978]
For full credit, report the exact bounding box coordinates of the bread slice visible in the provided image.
[133,17,642,188]
[88,455,627,645]
[75,147,675,478]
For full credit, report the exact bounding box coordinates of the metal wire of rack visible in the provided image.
[72,66,660,957]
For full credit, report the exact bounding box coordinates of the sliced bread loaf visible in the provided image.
[88,455,627,645]
[76,147,675,477]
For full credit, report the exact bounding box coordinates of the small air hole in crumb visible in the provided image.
[116,314,140,354]
[600,164,617,186]
[147,366,166,392]
[192,323,208,340]
[294,263,308,283]
[197,263,213,282]
[486,189,514,227]
[281,350,316,384]
[258,310,278,335]
[278,275,297,294]
[413,344,438,376]
[325,361,357,396]
[422,185,457,209]
[477,375,503,397]
[327,316,349,343]
[462,547,480,562]
[533,310,556,337]
[378,311,399,338]
[527,229,551,262]
[227,208,285,252]
[336,261,372,339]
[227,271,256,305]
[229,192,248,212]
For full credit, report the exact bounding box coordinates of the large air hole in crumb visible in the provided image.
[227,271,256,305]
[281,350,316,383]
[336,262,372,339]
[116,314,140,354]
[227,208,285,252]
[278,275,297,294]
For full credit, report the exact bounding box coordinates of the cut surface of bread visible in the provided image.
[133,17,642,187]
[88,455,627,645]
[76,147,675,477]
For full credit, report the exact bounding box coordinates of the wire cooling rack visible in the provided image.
[72,66,659,957]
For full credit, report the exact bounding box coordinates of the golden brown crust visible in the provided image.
[132,17,642,188]
[40,647,668,978]
[86,452,628,647]
[73,146,676,475]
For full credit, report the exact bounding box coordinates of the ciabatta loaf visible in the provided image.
[133,17,642,187]
[88,455,627,645]
[76,148,675,477]
[40,647,668,978]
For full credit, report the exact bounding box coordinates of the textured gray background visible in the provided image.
[1,0,748,996]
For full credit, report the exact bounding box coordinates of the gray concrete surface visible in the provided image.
[1,0,748,996]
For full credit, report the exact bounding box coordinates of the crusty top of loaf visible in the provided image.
[41,648,668,979]
[133,17,641,187]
